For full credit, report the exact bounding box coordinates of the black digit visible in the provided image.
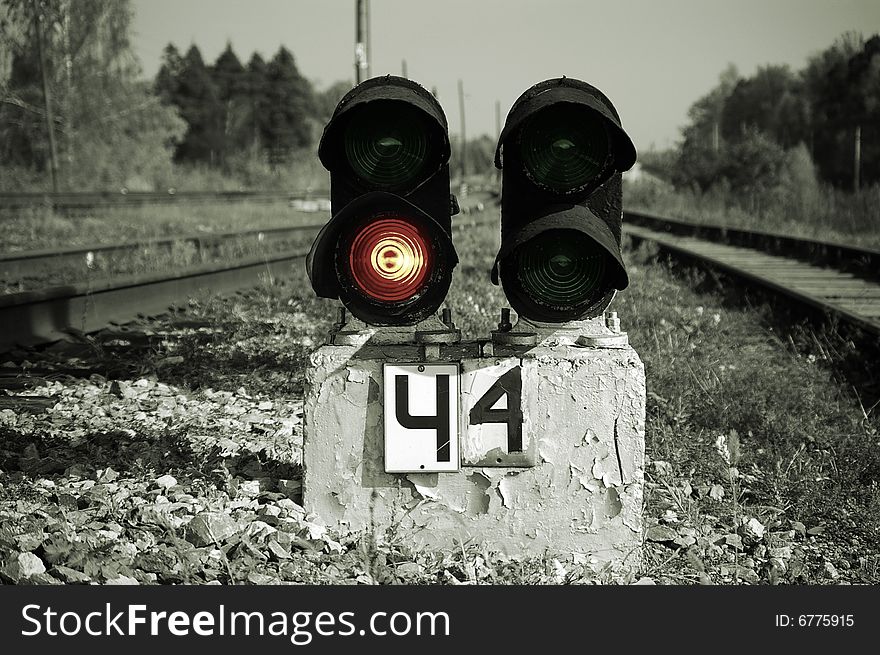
[395,374,451,462]
[469,367,523,452]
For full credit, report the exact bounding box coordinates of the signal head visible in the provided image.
[494,77,636,324]
[308,76,458,327]
[318,76,451,194]
[495,77,636,179]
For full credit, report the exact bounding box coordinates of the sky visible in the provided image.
[131,0,880,153]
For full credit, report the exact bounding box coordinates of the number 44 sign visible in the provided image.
[383,359,533,473]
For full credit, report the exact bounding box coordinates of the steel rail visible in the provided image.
[623,214,880,337]
[1,191,497,280]
[0,211,497,352]
[0,249,311,350]
[625,209,880,281]
[0,221,329,281]
[0,190,328,212]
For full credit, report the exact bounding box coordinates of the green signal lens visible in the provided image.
[344,102,431,189]
[519,104,611,194]
[514,230,609,310]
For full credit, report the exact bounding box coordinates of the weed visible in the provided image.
[625,177,880,248]
[4,200,877,584]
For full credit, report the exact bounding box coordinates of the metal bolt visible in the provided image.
[605,310,621,333]
[498,308,512,332]
[332,307,347,330]
[441,307,454,328]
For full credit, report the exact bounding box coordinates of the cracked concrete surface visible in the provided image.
[303,342,645,567]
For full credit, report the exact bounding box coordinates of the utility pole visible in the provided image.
[458,79,467,183]
[354,0,369,84]
[63,1,72,187]
[365,0,371,81]
[34,0,59,193]
[401,59,407,79]
[495,100,502,185]
[854,124,861,194]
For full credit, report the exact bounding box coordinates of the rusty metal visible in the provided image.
[576,332,629,348]
[490,308,540,347]
[0,395,55,414]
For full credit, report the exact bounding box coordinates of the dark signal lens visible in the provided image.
[347,217,432,302]
[344,103,431,189]
[504,229,613,320]
[519,104,611,194]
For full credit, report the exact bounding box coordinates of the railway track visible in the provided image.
[0,248,311,350]
[623,210,880,337]
[0,196,494,353]
[7,199,872,354]
[0,221,329,283]
[0,190,328,214]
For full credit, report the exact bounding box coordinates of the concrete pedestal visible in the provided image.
[303,335,645,568]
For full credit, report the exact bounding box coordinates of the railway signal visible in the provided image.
[306,75,458,326]
[304,76,646,567]
[493,77,637,323]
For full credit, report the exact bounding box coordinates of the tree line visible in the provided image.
[0,0,514,192]
[652,32,880,199]
[155,44,499,180]
[0,0,350,191]
[0,0,186,191]
[154,42,348,170]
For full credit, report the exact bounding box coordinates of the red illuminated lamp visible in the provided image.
[307,76,457,326]
[346,216,432,303]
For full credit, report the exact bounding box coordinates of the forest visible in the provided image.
[0,0,352,191]
[0,0,495,192]
[2,0,877,204]
[642,32,880,198]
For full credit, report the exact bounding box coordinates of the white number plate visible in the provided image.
[383,363,460,473]
[460,358,534,466]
